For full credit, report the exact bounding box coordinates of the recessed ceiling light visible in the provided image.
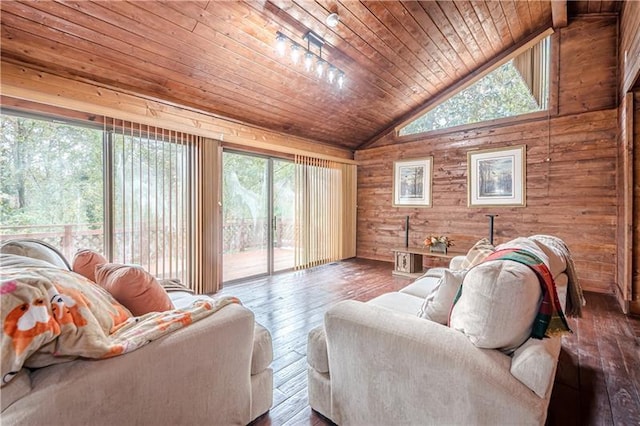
[326,13,339,28]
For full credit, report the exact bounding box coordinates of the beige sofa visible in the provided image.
[1,240,273,425]
[307,236,577,426]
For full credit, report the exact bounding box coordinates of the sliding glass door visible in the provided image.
[222,152,294,282]
[272,159,295,272]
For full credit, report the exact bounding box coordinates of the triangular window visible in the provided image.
[399,36,551,136]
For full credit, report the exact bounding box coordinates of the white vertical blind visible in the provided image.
[107,118,208,290]
[294,155,356,269]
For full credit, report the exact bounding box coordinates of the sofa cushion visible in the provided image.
[0,368,31,411]
[400,275,440,299]
[252,323,273,375]
[307,325,329,374]
[367,292,424,316]
[95,264,174,316]
[0,239,70,270]
[459,238,494,269]
[449,259,542,353]
[418,269,466,324]
[72,249,108,283]
[510,337,561,398]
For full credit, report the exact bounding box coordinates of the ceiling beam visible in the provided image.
[551,1,568,29]
[1,60,356,163]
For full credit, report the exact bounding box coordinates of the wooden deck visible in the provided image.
[219,258,640,425]
[223,248,295,282]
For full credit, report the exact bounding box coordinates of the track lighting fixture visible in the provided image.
[275,30,345,89]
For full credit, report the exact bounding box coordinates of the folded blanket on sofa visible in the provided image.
[529,234,585,317]
[1,254,238,386]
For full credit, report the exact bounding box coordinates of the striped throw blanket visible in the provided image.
[482,248,572,339]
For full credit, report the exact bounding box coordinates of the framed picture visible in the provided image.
[467,145,526,207]
[393,157,433,207]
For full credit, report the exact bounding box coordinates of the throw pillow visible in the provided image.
[72,249,108,283]
[417,269,466,324]
[95,263,174,316]
[459,238,494,269]
[449,259,542,353]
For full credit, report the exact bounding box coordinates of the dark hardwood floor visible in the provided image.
[219,258,640,426]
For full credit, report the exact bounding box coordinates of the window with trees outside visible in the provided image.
[1,113,105,257]
[399,36,551,136]
[1,112,202,288]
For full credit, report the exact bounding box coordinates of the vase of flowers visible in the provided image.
[424,235,453,254]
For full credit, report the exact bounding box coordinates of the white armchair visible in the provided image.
[317,300,559,425]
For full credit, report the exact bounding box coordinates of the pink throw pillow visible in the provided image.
[72,249,108,283]
[95,263,174,316]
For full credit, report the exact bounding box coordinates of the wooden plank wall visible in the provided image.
[620,0,640,314]
[557,15,618,115]
[617,93,634,312]
[633,91,640,313]
[355,16,619,294]
[620,1,640,93]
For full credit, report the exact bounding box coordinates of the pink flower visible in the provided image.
[1,281,18,295]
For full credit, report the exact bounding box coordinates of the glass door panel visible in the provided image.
[272,159,295,272]
[0,113,104,260]
[222,152,269,282]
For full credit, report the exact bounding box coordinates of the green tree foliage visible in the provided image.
[400,61,540,136]
[273,159,295,221]
[0,114,104,230]
[222,153,294,222]
[223,152,268,222]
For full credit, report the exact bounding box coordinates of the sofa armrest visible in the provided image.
[511,336,562,398]
[448,255,466,270]
[5,304,256,426]
[324,300,549,426]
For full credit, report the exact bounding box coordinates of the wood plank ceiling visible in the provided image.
[0,1,621,151]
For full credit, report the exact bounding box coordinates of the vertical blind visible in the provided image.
[106,118,217,293]
[512,36,551,109]
[294,155,356,269]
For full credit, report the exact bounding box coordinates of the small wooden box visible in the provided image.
[394,251,423,274]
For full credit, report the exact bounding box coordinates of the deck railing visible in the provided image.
[0,224,104,261]
[1,218,295,260]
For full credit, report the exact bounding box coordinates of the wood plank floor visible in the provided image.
[223,248,295,282]
[219,258,640,426]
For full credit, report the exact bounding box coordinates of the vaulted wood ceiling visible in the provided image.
[0,1,622,151]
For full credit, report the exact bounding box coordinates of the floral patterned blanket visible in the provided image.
[1,254,238,386]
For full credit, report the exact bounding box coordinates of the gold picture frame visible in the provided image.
[468,145,526,207]
[393,157,433,208]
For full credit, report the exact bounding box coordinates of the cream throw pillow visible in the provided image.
[459,238,494,269]
[418,269,466,324]
[449,260,542,353]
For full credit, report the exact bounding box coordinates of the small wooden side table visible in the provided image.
[391,247,464,279]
